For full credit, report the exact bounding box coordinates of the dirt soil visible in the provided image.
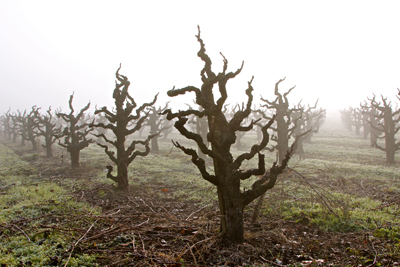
[58,171,400,266]
[3,146,400,266]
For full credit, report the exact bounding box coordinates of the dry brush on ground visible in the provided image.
[1,116,400,266]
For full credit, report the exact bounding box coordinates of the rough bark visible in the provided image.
[162,26,297,244]
[56,94,93,169]
[16,110,27,146]
[290,105,306,154]
[37,107,62,157]
[26,107,41,151]
[15,106,41,150]
[232,103,249,150]
[303,104,326,144]
[256,79,301,164]
[9,113,18,143]
[187,105,209,158]
[350,107,362,135]
[368,94,400,163]
[361,97,383,146]
[0,109,12,140]
[146,103,169,154]
[360,103,371,140]
[93,113,108,144]
[91,65,158,190]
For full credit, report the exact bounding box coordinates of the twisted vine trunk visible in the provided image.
[276,113,289,164]
[211,111,245,243]
[45,135,53,157]
[117,161,129,190]
[70,148,80,169]
[116,138,129,189]
[215,160,244,243]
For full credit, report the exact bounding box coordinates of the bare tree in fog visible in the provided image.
[9,112,19,143]
[91,66,158,190]
[290,103,306,154]
[303,102,326,143]
[92,113,109,144]
[360,97,382,146]
[16,106,41,150]
[256,78,300,164]
[350,107,362,135]
[339,108,352,131]
[368,93,400,163]
[359,101,371,140]
[162,27,296,244]
[56,94,93,169]
[37,107,62,157]
[0,109,12,140]
[146,103,170,154]
[186,103,209,159]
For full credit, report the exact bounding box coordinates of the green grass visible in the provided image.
[1,115,400,265]
[245,119,400,238]
[127,121,400,238]
[0,143,100,266]
[124,120,400,245]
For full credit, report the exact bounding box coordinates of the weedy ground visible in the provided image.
[0,116,399,266]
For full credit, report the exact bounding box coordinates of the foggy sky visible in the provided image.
[1,1,400,116]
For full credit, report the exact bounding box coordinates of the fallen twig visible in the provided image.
[38,168,49,178]
[105,209,121,217]
[360,180,366,190]
[132,234,137,253]
[367,199,400,211]
[0,183,15,191]
[82,225,121,243]
[287,167,340,218]
[39,224,86,233]
[11,224,31,242]
[138,232,147,257]
[179,237,213,260]
[259,255,285,266]
[189,245,199,267]
[135,218,149,228]
[64,219,98,267]
[139,198,156,213]
[366,234,377,267]
[186,204,210,221]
